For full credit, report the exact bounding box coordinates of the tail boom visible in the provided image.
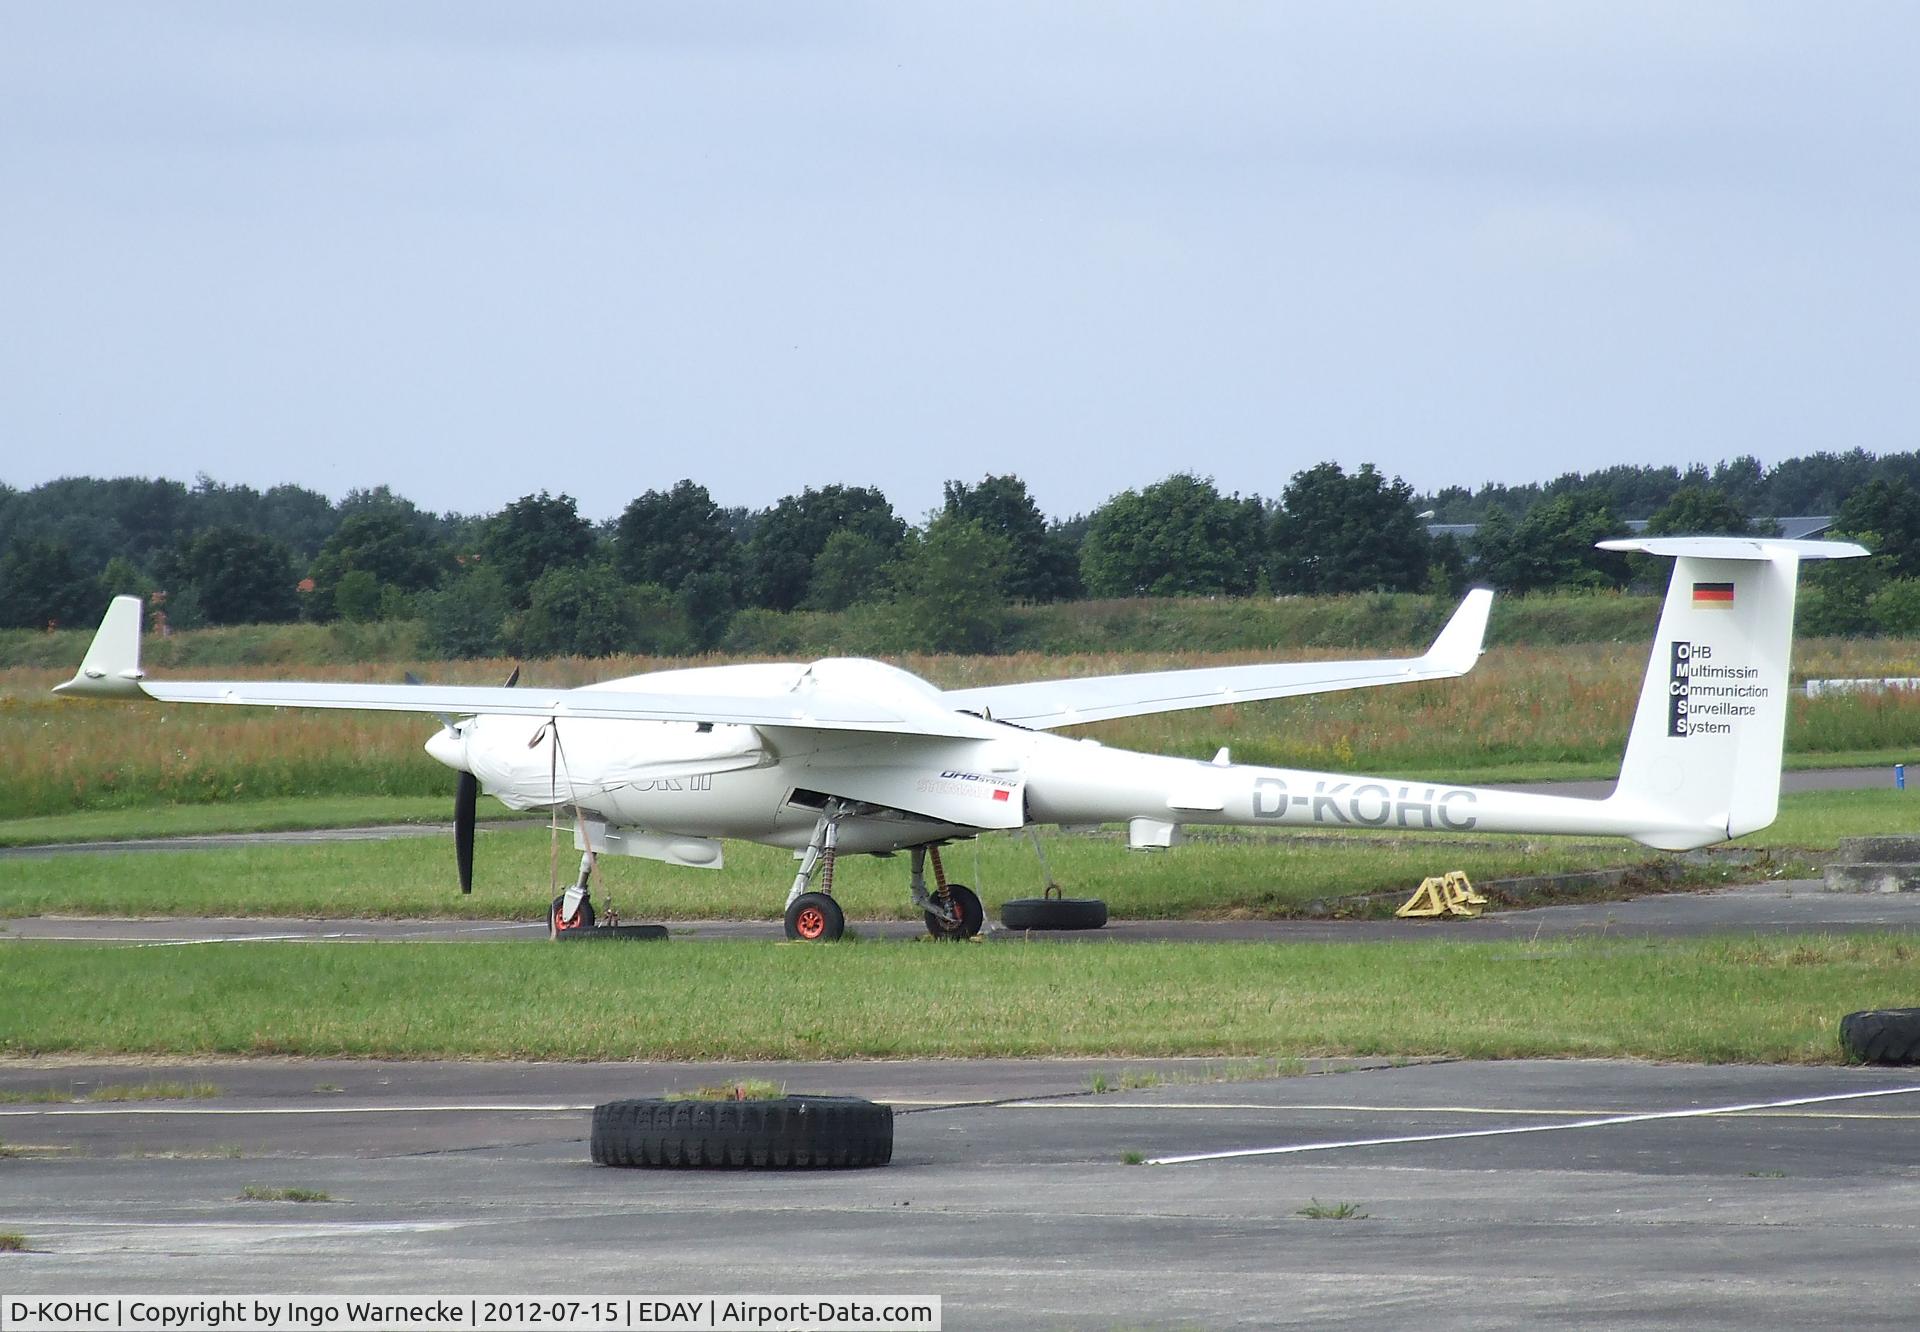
[1028,537,1865,853]
[1029,753,1742,851]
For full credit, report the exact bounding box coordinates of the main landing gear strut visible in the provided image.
[911,844,983,940]
[781,802,983,943]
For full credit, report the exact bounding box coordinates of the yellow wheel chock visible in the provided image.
[1395,871,1489,919]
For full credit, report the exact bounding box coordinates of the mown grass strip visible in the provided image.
[2,785,1899,924]
[0,1080,220,1104]
[0,762,1906,850]
[80,1080,222,1102]
[0,936,1909,1064]
[1734,788,1918,850]
[0,797,536,849]
[0,822,1693,921]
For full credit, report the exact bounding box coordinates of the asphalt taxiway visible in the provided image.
[4,1056,1918,1329]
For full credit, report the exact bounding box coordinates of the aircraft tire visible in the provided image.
[590,1095,893,1169]
[999,896,1108,931]
[785,892,845,942]
[924,884,983,940]
[548,894,596,937]
[1840,1008,1920,1064]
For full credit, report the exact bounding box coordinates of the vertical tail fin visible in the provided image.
[1600,537,1866,848]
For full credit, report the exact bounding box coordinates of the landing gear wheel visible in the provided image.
[785,892,845,942]
[549,893,595,937]
[925,883,983,940]
[1000,896,1108,931]
[590,1094,892,1169]
[1840,1008,1920,1064]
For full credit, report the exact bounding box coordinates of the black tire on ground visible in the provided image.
[925,883,984,940]
[785,891,846,942]
[590,1095,893,1168]
[549,894,595,937]
[1000,896,1109,931]
[554,924,670,942]
[1840,1008,1920,1064]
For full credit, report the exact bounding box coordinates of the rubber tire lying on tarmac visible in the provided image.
[1839,1008,1920,1065]
[590,1095,893,1169]
[999,896,1109,931]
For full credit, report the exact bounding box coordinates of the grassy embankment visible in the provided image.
[4,624,1917,826]
[0,933,1908,1064]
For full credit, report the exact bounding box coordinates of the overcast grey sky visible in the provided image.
[3,2,1914,522]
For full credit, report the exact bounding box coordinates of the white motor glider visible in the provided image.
[55,536,1863,940]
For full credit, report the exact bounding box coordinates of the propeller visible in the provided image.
[409,665,521,895]
[455,771,478,895]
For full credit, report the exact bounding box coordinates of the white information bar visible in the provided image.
[1,1296,940,1332]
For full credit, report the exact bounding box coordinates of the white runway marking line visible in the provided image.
[1007,1101,1627,1116]
[137,934,322,946]
[1149,1083,1920,1165]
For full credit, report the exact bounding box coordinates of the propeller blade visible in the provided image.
[503,665,521,689]
[455,771,477,895]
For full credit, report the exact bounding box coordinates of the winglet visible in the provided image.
[53,596,149,699]
[1418,587,1493,676]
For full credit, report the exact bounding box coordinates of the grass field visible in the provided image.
[5,610,1910,1077]
[0,786,1896,925]
[0,796,538,848]
[0,823,1696,921]
[7,637,1920,820]
[0,934,1906,1063]
[0,787,1903,923]
[1732,788,1917,849]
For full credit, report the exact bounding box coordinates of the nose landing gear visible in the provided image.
[549,852,598,937]
[547,848,668,942]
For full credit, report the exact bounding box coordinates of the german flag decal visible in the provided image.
[1692,581,1736,609]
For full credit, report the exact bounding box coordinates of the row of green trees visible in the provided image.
[5,453,1920,653]
[1419,448,1920,524]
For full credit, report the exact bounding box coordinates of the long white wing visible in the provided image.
[52,597,985,739]
[940,588,1493,729]
[136,679,986,736]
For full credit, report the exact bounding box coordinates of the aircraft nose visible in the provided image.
[423,725,469,773]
